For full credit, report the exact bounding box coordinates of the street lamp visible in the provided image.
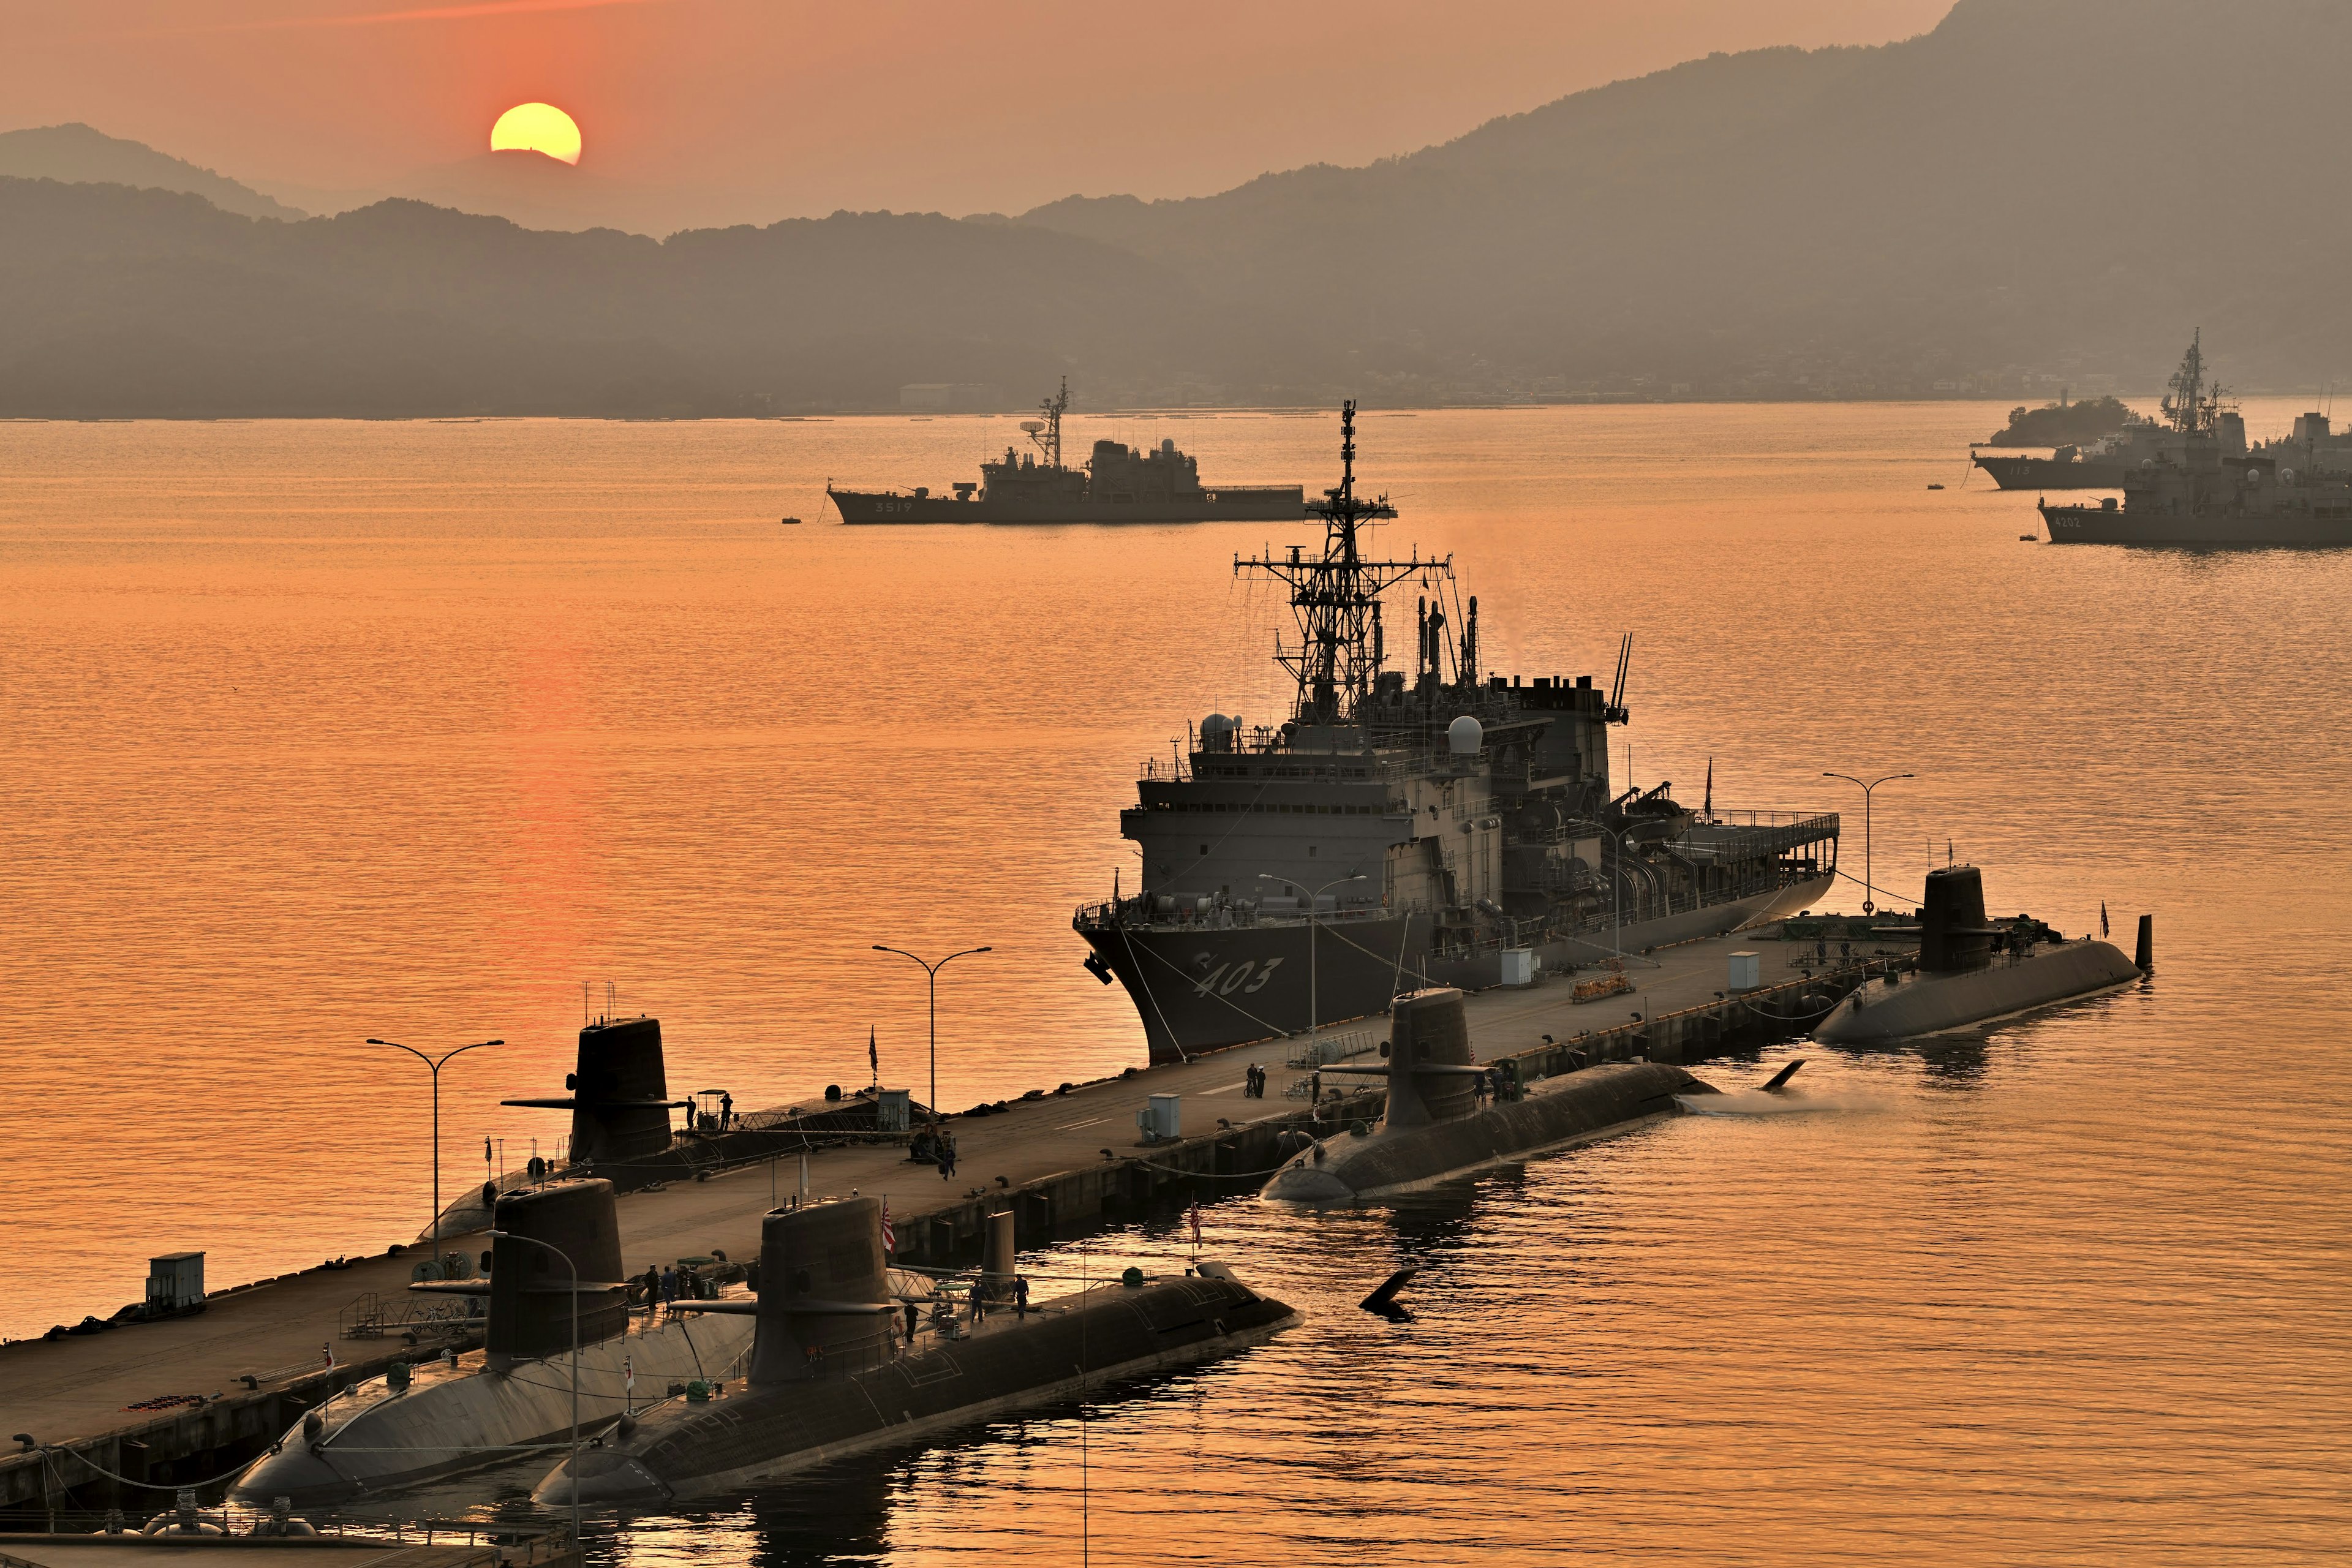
[1260,871,1365,1039]
[1600,825,1632,967]
[870,945,992,1125]
[1822,772,1914,916]
[369,1037,502,1264]
[489,1229,581,1549]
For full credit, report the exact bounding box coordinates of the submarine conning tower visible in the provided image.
[1382,988,1478,1129]
[486,1178,629,1371]
[1918,865,1996,973]
[501,1016,680,1189]
[748,1197,897,1388]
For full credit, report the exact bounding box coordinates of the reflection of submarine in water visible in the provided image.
[1813,865,2144,1045]
[1260,987,1714,1206]
[533,1197,1297,1506]
[232,1180,753,1508]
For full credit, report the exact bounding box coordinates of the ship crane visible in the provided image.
[1234,400,1446,726]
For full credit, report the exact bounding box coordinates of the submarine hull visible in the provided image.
[1261,1060,1708,1205]
[534,1273,1295,1506]
[1812,940,2141,1045]
[231,1311,755,1507]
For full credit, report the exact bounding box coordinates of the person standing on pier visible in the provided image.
[720,1091,734,1131]
[1014,1275,1030,1317]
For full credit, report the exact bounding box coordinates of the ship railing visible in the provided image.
[1284,1029,1379,1070]
[1695,808,1843,830]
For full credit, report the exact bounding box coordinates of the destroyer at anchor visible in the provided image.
[828,380,1306,524]
[1074,404,1841,1064]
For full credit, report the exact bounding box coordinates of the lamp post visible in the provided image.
[1601,826,1630,967]
[1261,872,1365,1040]
[1822,772,1914,916]
[489,1229,581,1548]
[870,946,992,1125]
[368,1037,502,1263]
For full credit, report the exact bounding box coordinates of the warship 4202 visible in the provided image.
[1074,405,1841,1064]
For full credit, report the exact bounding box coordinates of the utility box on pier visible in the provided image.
[876,1088,911,1133]
[1499,949,1537,987]
[1136,1094,1181,1143]
[146,1252,204,1313]
[1728,952,1762,993]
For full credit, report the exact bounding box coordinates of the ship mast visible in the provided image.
[2163,331,2211,434]
[1025,377,1070,470]
[1235,401,1444,727]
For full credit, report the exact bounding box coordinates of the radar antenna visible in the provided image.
[1235,401,1443,726]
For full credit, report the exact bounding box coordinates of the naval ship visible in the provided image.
[2041,336,2352,546]
[1073,405,1841,1063]
[827,381,1306,524]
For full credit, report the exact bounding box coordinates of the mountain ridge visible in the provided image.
[0,123,307,221]
[8,0,2352,414]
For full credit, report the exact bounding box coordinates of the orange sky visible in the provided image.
[8,0,1956,220]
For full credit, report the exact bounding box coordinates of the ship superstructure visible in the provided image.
[2041,334,2352,545]
[829,380,1306,524]
[1075,405,1839,1063]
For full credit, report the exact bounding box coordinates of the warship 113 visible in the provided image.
[827,380,1307,524]
[2041,336,2352,546]
[1073,404,1841,1065]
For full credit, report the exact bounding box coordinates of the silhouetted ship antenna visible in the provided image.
[1234,400,1434,726]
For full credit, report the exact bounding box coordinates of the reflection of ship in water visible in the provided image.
[2042,335,2352,546]
[1074,404,1839,1065]
[828,380,1306,524]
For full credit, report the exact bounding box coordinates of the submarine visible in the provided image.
[1812,865,2144,1045]
[1260,987,1716,1206]
[532,1197,1297,1507]
[231,1179,755,1507]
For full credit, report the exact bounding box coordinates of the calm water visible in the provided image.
[3,405,2348,1562]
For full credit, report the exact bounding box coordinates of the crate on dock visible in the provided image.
[1134,1094,1182,1144]
[146,1252,204,1313]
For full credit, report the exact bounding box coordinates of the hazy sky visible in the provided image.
[9,0,1956,218]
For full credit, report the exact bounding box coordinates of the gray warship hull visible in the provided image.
[828,486,1305,525]
[2041,500,2352,547]
[1079,874,1832,1063]
[1973,453,2126,490]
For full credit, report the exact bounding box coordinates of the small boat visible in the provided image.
[779,516,802,526]
[1926,483,1945,491]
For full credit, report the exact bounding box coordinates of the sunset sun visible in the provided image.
[489,102,581,164]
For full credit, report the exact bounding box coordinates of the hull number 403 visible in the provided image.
[1193,957,1283,997]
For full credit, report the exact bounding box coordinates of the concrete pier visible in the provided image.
[1,922,1899,1522]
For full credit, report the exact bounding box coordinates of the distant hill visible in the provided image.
[1014,0,2352,400]
[0,123,306,221]
[10,0,2352,415]
[1983,395,2145,448]
[0,179,1193,417]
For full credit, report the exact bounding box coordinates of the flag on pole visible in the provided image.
[869,1026,879,1086]
[2101,901,2110,938]
[1188,1199,1202,1249]
[881,1198,896,1254]
[624,1356,634,1392]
